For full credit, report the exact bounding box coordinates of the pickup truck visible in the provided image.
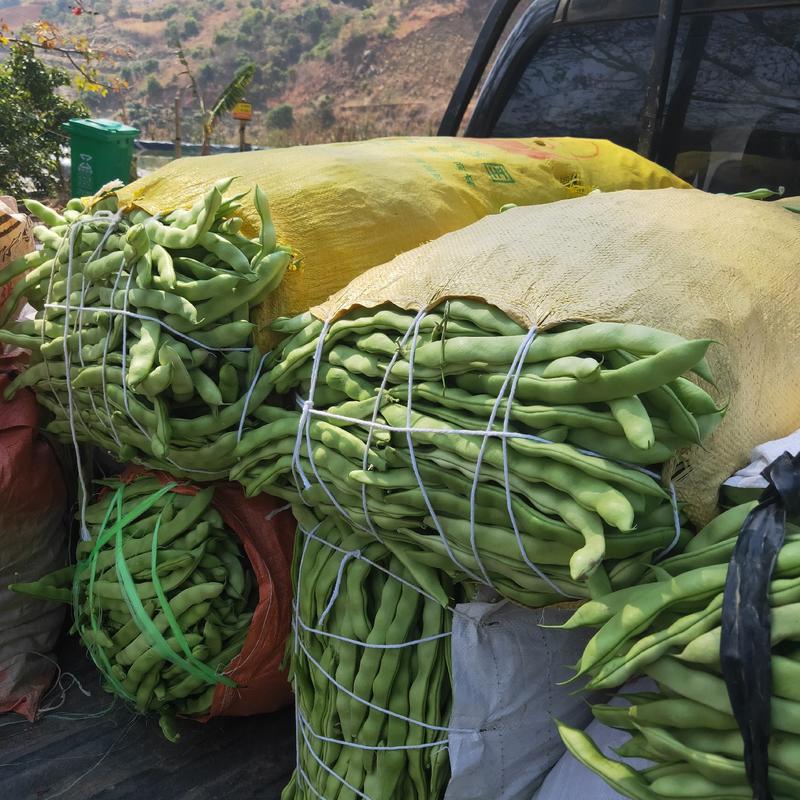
[440,0,800,195]
[4,2,797,798]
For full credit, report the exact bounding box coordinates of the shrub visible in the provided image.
[344,31,367,54]
[241,7,265,26]
[198,63,215,85]
[146,76,162,97]
[266,103,294,129]
[285,32,303,64]
[183,17,199,38]
[155,3,179,20]
[165,19,181,47]
[313,95,335,129]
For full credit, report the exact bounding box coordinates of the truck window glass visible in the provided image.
[491,19,657,150]
[662,8,800,195]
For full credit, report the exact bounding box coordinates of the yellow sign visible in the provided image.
[232,102,252,121]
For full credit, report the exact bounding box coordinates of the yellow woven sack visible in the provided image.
[116,136,688,346]
[313,188,800,525]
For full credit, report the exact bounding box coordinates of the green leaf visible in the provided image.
[209,63,255,123]
[732,187,783,200]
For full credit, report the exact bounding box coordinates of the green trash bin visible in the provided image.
[62,118,140,197]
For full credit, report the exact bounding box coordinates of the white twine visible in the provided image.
[656,483,683,560]
[295,635,468,735]
[293,526,318,660]
[292,401,682,577]
[74,218,118,435]
[236,350,271,442]
[290,318,383,540]
[298,712,449,751]
[294,403,664,474]
[58,211,125,538]
[302,404,362,527]
[97,247,129,449]
[29,651,92,716]
[38,223,95,447]
[297,766,333,800]
[39,239,72,425]
[294,612,452,650]
[292,517,460,800]
[500,327,573,597]
[402,311,485,584]
[466,326,539,590]
[44,303,253,353]
[293,523,466,733]
[265,502,292,521]
[316,548,360,628]
[291,318,331,493]
[297,721,373,800]
[300,523,454,611]
[118,268,141,437]
[359,317,414,546]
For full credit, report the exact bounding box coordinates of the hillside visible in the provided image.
[2,0,495,147]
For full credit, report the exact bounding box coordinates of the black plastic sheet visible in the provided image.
[720,451,800,800]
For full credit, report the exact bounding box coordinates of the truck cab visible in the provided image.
[440,0,800,194]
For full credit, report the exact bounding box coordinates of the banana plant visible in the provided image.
[175,37,255,155]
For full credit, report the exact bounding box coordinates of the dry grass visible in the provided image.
[120,19,166,41]
[65,0,494,148]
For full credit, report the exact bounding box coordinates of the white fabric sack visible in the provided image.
[723,427,800,490]
[445,600,595,800]
[532,679,656,800]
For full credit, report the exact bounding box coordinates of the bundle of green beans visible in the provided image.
[231,300,723,606]
[285,504,453,800]
[11,475,256,740]
[0,181,290,480]
[556,501,800,800]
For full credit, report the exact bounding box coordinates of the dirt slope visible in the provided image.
[1,0,495,146]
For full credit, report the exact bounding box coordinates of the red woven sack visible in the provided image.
[0,373,68,719]
[118,467,295,717]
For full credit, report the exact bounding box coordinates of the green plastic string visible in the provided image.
[73,488,150,701]
[113,514,221,686]
[73,480,237,701]
[86,484,177,620]
[76,486,125,700]
[148,509,235,687]
[74,482,179,703]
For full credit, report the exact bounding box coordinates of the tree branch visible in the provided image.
[3,35,116,91]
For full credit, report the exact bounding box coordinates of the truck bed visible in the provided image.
[1,635,296,800]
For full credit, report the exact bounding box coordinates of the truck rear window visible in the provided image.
[493,18,657,152]
[492,6,800,194]
[663,8,800,194]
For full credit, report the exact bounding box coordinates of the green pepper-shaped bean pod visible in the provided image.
[254,185,277,254]
[159,343,195,401]
[25,198,66,227]
[145,185,223,249]
[197,231,251,274]
[127,317,161,388]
